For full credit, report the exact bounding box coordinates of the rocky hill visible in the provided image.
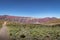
[0,15,60,24]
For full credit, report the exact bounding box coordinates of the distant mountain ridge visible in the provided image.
[0,15,60,24]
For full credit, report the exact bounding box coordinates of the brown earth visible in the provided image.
[0,21,9,40]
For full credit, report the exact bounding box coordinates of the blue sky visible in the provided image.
[0,0,60,18]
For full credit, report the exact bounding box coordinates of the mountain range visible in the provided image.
[0,15,60,24]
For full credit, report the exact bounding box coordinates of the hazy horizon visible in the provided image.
[0,14,60,18]
[0,0,60,18]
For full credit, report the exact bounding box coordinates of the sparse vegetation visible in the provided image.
[7,22,60,40]
[0,20,4,29]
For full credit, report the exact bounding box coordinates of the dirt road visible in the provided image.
[0,21,9,40]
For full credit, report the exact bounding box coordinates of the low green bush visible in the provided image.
[7,24,60,40]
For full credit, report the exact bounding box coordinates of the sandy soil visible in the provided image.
[0,21,9,40]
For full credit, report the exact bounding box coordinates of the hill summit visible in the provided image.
[0,15,59,24]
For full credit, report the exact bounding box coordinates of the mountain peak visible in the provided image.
[0,15,59,24]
